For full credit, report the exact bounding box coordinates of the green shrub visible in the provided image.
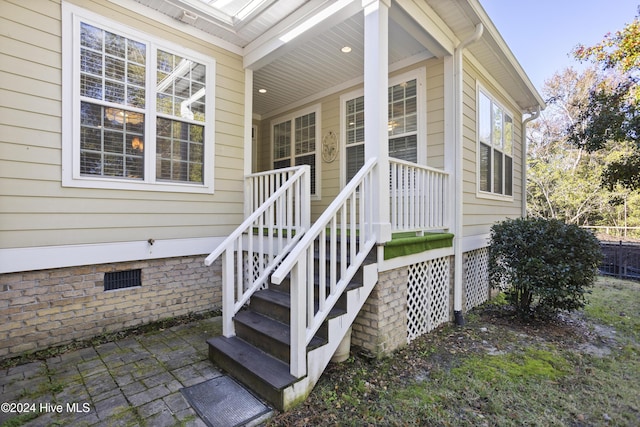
[488,218,602,319]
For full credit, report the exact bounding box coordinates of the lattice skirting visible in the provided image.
[242,251,269,291]
[407,256,450,343]
[464,247,489,311]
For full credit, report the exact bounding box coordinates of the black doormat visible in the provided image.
[181,375,272,427]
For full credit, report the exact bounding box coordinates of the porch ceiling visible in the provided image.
[132,0,544,117]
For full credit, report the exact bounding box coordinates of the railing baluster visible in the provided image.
[330,215,337,295]
[290,258,305,378]
[319,230,326,314]
[236,236,243,297]
[222,249,235,337]
[387,159,449,232]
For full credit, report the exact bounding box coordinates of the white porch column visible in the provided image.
[243,68,254,219]
[363,0,391,244]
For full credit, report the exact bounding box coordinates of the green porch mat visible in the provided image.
[383,232,454,260]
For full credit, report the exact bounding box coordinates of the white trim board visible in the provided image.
[0,237,225,274]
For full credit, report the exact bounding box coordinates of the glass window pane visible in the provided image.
[505,155,513,196]
[105,31,125,58]
[480,143,491,192]
[155,119,204,183]
[479,92,491,145]
[81,49,102,76]
[80,23,146,108]
[492,104,503,148]
[295,154,316,195]
[389,135,417,163]
[81,22,103,50]
[504,115,513,155]
[387,79,418,165]
[80,102,144,180]
[346,144,364,182]
[493,149,503,194]
[156,53,206,122]
[273,121,291,160]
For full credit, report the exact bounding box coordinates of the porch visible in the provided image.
[204,146,453,408]
[204,0,462,411]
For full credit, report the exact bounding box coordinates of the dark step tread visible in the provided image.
[252,288,348,318]
[235,310,326,349]
[208,335,296,390]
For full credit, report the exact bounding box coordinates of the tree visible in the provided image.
[527,67,640,235]
[528,68,607,225]
[569,15,640,190]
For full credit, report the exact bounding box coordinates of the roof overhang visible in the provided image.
[130,0,545,116]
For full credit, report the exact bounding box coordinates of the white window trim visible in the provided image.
[61,2,216,194]
[339,67,426,188]
[270,104,322,200]
[475,82,514,201]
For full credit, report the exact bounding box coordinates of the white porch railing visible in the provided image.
[389,159,449,232]
[245,166,306,217]
[271,158,378,378]
[205,165,310,337]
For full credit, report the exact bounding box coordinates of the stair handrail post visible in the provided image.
[300,164,311,231]
[289,253,307,378]
[221,248,235,337]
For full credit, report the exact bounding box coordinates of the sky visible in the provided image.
[479,0,638,95]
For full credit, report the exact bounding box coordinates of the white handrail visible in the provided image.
[271,158,377,378]
[205,165,310,337]
[389,158,449,232]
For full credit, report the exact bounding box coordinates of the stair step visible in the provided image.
[251,288,348,325]
[208,335,296,408]
[234,311,326,363]
[274,272,364,294]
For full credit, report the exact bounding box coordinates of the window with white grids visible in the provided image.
[62,3,216,193]
[272,107,320,196]
[343,71,423,183]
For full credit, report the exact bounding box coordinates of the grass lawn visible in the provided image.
[269,277,640,426]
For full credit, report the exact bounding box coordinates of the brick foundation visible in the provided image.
[0,256,221,360]
[351,267,408,357]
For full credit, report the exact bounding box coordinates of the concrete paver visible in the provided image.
[0,317,223,426]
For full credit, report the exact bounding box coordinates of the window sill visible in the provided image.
[62,176,214,194]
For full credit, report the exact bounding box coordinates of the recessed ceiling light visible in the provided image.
[341,46,352,53]
[258,88,267,93]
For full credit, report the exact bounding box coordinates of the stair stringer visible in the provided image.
[279,262,379,410]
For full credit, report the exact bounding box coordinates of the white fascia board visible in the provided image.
[461,233,490,253]
[377,246,454,272]
[0,237,225,274]
[394,0,456,56]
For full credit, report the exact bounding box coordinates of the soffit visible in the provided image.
[131,0,543,115]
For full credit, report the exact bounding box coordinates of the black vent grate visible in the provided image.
[104,269,141,291]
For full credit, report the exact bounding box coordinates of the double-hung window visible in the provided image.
[62,3,215,193]
[344,74,421,182]
[272,107,320,196]
[478,88,513,197]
